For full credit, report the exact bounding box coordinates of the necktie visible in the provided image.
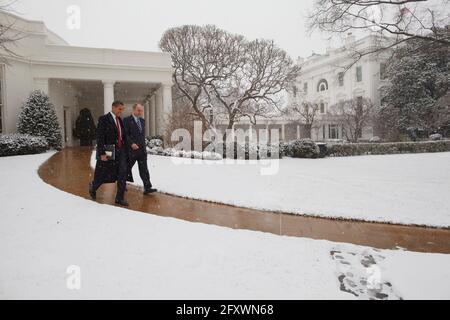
[115,116,122,147]
[136,118,142,132]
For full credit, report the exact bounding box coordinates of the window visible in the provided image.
[0,65,4,134]
[338,72,344,87]
[380,62,387,80]
[317,79,328,92]
[303,82,308,94]
[293,85,298,98]
[209,108,214,124]
[329,124,339,139]
[356,66,362,82]
[319,102,326,114]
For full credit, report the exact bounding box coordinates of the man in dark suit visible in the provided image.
[89,100,130,206]
[124,103,157,195]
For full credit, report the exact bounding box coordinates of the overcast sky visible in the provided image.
[10,0,334,59]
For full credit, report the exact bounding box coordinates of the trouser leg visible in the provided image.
[92,162,104,191]
[137,156,152,189]
[115,149,128,201]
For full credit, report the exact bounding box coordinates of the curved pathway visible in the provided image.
[38,148,450,254]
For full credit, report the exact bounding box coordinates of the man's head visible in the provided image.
[111,101,125,117]
[132,103,144,118]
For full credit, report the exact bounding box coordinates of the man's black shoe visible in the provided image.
[89,182,96,200]
[115,199,129,207]
[144,188,158,195]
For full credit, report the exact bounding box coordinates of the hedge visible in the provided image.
[0,134,49,157]
[326,140,450,157]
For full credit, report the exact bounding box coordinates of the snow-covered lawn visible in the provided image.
[0,153,449,299]
[123,152,450,228]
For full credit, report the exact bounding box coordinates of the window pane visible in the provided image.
[338,72,344,86]
[356,66,362,82]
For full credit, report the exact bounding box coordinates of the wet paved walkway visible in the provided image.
[38,148,450,254]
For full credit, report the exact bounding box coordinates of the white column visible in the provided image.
[102,81,115,115]
[281,123,286,141]
[34,78,49,95]
[155,88,163,136]
[150,95,156,137]
[162,84,173,115]
[297,125,301,139]
[161,83,173,136]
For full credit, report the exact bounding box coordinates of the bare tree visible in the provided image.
[206,39,300,130]
[159,25,246,130]
[0,1,23,62]
[329,97,376,142]
[285,101,319,138]
[307,0,450,67]
[160,25,300,131]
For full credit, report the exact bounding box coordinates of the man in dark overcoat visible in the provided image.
[89,100,130,206]
[124,103,157,195]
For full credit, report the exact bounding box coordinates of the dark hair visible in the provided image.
[112,100,124,107]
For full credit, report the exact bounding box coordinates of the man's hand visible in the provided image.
[100,155,108,162]
[131,143,139,151]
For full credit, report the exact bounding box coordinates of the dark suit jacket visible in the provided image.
[124,115,147,157]
[96,113,126,156]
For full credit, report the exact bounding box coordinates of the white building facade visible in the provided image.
[0,12,174,147]
[289,34,390,141]
[214,34,390,142]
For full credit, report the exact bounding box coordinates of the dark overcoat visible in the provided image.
[95,113,133,184]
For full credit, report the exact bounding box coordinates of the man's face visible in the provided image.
[112,105,124,117]
[133,104,144,118]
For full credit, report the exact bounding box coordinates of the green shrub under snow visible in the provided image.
[283,139,321,159]
[17,90,62,150]
[0,134,49,157]
[326,140,450,157]
[211,141,282,160]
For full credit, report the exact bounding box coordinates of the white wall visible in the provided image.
[3,60,33,133]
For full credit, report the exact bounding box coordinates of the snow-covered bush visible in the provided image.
[201,151,223,160]
[146,138,164,149]
[327,140,450,157]
[209,141,281,160]
[370,136,381,143]
[284,139,321,159]
[429,133,442,141]
[17,90,62,150]
[148,146,223,160]
[0,134,49,157]
[259,143,282,159]
[147,146,164,155]
[163,148,183,157]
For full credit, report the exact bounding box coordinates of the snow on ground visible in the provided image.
[0,153,449,299]
[119,152,450,228]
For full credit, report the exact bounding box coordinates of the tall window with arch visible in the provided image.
[317,79,328,92]
[319,102,326,114]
